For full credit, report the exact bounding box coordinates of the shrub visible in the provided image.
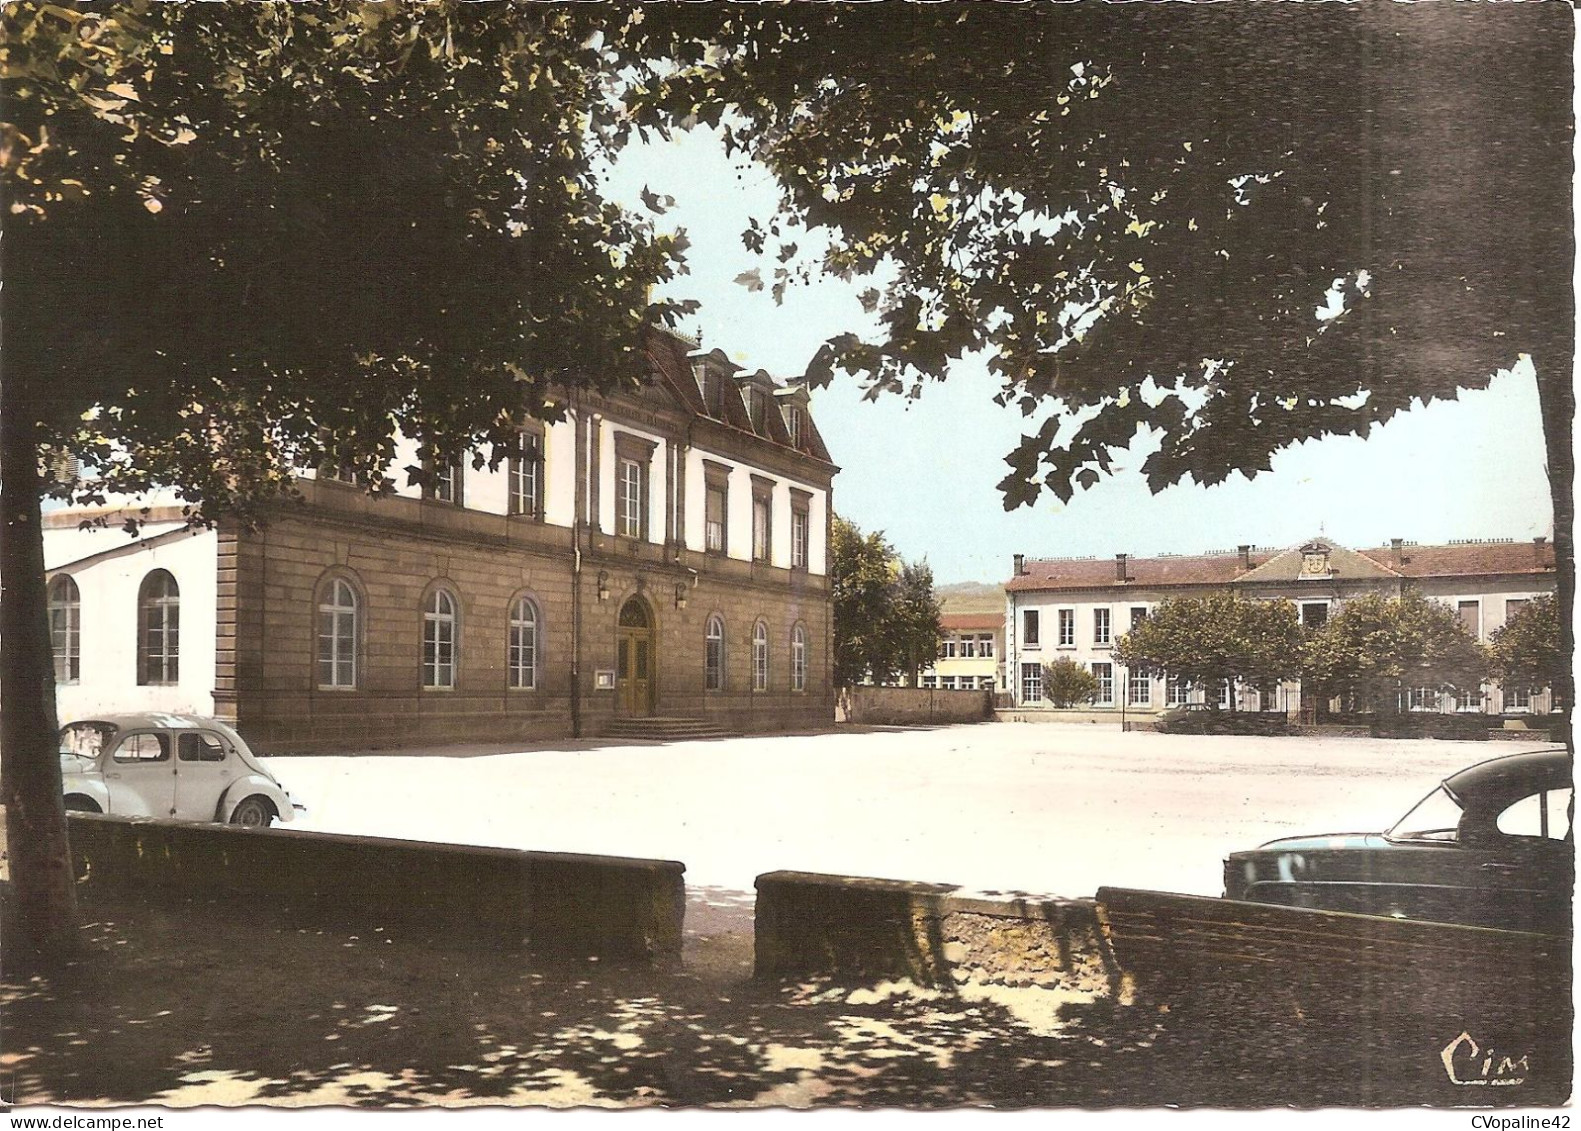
[1043,658,1099,708]
[1371,713,1491,741]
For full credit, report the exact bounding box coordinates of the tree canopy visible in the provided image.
[829,516,941,688]
[1114,593,1304,703]
[628,3,1572,508]
[1302,591,1488,713]
[5,1,690,515]
[1490,595,1564,704]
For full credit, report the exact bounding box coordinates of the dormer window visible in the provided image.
[785,405,806,448]
[748,388,768,432]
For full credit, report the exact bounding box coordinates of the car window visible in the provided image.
[1496,788,1572,841]
[60,722,116,758]
[113,732,169,763]
[178,733,228,763]
[1388,784,1463,842]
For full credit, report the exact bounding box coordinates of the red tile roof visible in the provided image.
[940,612,1003,631]
[1356,540,1556,578]
[1006,540,1555,592]
[1005,552,1274,593]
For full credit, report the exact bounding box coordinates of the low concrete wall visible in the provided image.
[66,814,684,964]
[995,708,1126,726]
[755,870,1121,996]
[838,687,993,726]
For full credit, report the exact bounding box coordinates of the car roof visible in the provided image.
[1444,747,1572,807]
[63,713,234,734]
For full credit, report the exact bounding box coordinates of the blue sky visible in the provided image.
[604,129,1556,586]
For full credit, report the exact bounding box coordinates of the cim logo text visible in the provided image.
[1440,1031,1530,1087]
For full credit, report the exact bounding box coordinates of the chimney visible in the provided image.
[1013,553,1026,577]
[1390,537,1404,566]
[1115,553,1128,582]
[1238,544,1252,570]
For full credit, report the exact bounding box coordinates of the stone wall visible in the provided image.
[754,870,1121,996]
[67,813,685,964]
[837,687,994,726]
[222,484,834,752]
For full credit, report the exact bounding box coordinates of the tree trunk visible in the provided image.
[1535,351,1574,749]
[0,376,79,970]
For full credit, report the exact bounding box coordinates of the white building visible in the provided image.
[1003,536,1557,718]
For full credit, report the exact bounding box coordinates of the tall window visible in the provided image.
[1506,684,1533,712]
[422,588,458,689]
[48,575,80,685]
[792,624,807,692]
[137,570,180,685]
[1455,686,1484,713]
[614,433,655,541]
[1092,662,1114,705]
[1020,661,1043,703]
[508,596,538,690]
[1058,608,1075,647]
[1127,668,1151,706]
[705,615,726,691]
[1094,608,1111,646]
[317,577,358,689]
[705,474,728,554]
[427,457,463,505]
[509,431,544,517]
[752,620,769,691]
[1130,606,1148,630]
[790,496,811,569]
[752,482,773,563]
[979,633,995,658]
[1022,609,1040,646]
[1457,600,1480,639]
[1166,674,1190,706]
[618,458,643,537]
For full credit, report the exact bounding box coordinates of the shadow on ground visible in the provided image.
[1,890,1566,1109]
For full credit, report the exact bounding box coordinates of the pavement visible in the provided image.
[263,720,1498,957]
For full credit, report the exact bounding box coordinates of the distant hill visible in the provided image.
[935,581,1004,614]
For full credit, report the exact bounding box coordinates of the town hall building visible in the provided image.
[43,328,838,752]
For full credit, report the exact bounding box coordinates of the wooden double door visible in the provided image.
[616,597,654,716]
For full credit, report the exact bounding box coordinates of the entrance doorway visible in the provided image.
[616,597,655,717]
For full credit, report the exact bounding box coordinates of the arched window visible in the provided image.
[509,596,539,690]
[48,575,80,685]
[705,614,725,691]
[422,587,459,689]
[137,569,180,686]
[791,623,807,693]
[752,620,769,692]
[317,577,359,689]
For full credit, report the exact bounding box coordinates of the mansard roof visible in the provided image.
[641,326,834,466]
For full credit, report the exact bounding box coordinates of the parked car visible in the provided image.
[1224,747,1572,934]
[60,713,300,828]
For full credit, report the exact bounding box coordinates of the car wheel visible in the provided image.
[228,797,274,828]
[64,795,102,813]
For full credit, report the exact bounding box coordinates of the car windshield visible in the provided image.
[60,722,118,759]
[1387,784,1465,843]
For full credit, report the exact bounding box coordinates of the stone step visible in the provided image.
[601,717,740,742]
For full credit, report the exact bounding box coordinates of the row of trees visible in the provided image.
[830,517,943,688]
[1089,591,1563,713]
